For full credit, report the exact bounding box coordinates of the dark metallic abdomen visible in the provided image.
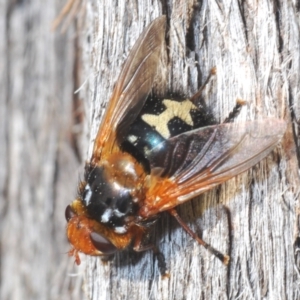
[123,96,216,168]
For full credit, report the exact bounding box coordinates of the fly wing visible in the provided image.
[142,119,286,216]
[92,16,166,161]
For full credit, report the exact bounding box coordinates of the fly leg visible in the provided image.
[190,67,246,124]
[168,208,229,265]
[190,67,217,104]
[223,99,247,123]
[133,232,168,276]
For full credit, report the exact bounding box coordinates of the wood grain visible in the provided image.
[0,0,84,299]
[1,0,300,299]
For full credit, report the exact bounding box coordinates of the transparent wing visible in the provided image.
[141,119,286,216]
[92,16,166,161]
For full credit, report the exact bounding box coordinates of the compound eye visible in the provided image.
[65,205,76,222]
[90,232,117,255]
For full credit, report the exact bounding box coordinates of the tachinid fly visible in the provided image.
[65,16,286,273]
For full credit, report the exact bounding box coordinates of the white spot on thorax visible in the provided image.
[84,184,92,205]
[114,226,127,234]
[101,209,112,223]
[114,209,125,217]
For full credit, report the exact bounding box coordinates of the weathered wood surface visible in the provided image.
[0,0,84,299]
[1,0,300,299]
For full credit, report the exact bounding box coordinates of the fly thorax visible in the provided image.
[83,153,146,234]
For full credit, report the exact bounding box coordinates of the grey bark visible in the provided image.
[1,0,84,299]
[1,0,300,300]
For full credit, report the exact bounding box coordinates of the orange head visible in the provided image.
[65,198,136,264]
